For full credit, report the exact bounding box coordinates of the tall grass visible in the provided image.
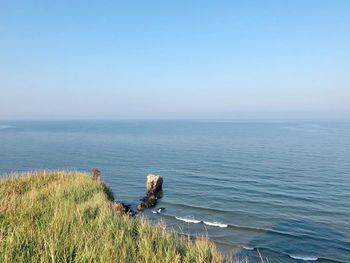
[0,171,241,262]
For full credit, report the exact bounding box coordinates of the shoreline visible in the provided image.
[0,170,231,263]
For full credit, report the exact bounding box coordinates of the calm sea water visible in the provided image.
[0,121,349,263]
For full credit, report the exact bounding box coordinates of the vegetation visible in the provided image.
[0,171,239,263]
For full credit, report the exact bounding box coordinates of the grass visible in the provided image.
[0,171,242,263]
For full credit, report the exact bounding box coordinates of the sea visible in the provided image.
[0,121,349,263]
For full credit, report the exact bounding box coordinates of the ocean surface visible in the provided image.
[0,121,349,263]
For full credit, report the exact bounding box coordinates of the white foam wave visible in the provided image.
[289,255,318,261]
[203,221,228,228]
[243,246,254,251]
[175,217,201,224]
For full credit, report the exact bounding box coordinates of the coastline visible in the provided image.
[0,170,232,263]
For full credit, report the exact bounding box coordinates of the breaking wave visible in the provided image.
[242,246,321,262]
[173,215,227,227]
[289,255,318,261]
[203,221,228,228]
[175,217,201,224]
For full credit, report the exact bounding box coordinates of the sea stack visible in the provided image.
[146,174,163,194]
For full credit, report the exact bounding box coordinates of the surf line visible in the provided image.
[241,247,319,262]
[175,216,228,228]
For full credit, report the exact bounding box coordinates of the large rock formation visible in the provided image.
[136,174,163,211]
[146,174,163,194]
[94,170,164,215]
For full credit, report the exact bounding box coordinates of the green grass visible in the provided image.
[0,171,241,263]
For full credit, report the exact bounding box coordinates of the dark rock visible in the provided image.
[136,203,145,211]
[143,194,157,208]
[113,202,133,216]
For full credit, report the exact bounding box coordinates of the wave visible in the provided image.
[156,214,345,263]
[152,208,165,214]
[161,214,330,242]
[168,214,228,227]
[175,217,201,224]
[289,255,318,261]
[245,247,321,262]
[160,212,289,234]
[241,246,344,263]
[228,223,271,234]
[156,211,350,260]
[203,221,228,228]
[242,246,321,262]
[0,125,15,130]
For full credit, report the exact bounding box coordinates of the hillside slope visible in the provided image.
[0,171,229,263]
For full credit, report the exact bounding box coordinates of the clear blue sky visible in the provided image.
[1,1,349,120]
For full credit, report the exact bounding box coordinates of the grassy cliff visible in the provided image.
[0,171,231,262]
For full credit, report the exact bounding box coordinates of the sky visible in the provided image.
[0,1,349,120]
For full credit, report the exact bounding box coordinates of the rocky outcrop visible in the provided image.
[113,202,133,216]
[136,194,157,211]
[136,174,163,211]
[142,194,157,208]
[93,168,163,216]
[146,174,163,194]
[136,203,145,211]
